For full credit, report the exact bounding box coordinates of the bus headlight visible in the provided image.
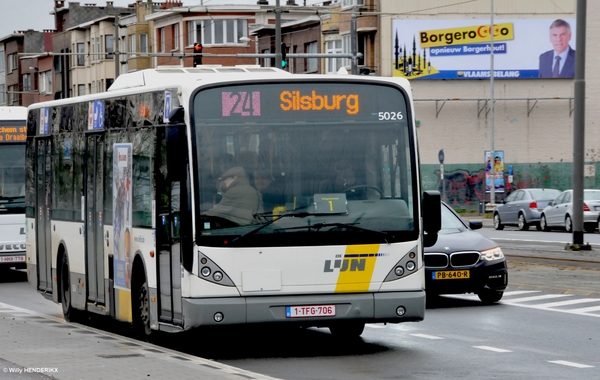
[201,266,211,277]
[406,261,416,271]
[394,266,404,276]
[213,271,223,282]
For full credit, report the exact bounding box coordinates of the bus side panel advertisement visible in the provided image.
[113,143,132,289]
[392,18,576,80]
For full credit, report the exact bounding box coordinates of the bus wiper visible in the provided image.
[0,195,24,201]
[278,222,393,243]
[230,212,312,244]
[312,222,394,240]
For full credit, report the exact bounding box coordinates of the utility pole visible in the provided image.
[275,0,282,69]
[114,15,120,78]
[572,0,587,246]
[351,14,358,75]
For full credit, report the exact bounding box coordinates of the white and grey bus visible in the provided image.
[0,106,27,272]
[26,67,440,338]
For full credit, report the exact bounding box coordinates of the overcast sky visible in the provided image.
[1,0,324,39]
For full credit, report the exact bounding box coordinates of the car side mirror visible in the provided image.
[469,220,483,230]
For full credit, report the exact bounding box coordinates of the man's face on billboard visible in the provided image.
[550,25,571,54]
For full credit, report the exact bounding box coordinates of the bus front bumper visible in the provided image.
[181,291,425,330]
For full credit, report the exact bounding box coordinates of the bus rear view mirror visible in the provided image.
[422,190,441,247]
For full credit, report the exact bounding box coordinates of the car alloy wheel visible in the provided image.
[518,213,529,231]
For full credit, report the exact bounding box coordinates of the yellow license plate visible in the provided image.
[432,270,470,280]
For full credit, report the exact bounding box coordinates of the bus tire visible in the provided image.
[328,322,365,338]
[132,274,154,341]
[60,254,83,323]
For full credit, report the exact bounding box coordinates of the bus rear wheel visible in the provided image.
[60,255,83,322]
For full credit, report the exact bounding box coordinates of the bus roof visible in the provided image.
[108,66,293,93]
[0,106,28,120]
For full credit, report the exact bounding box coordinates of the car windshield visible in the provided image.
[529,189,560,199]
[439,203,467,233]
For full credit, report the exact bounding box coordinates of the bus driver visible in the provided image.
[206,166,264,226]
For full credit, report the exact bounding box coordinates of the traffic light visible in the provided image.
[193,43,203,67]
[281,42,288,69]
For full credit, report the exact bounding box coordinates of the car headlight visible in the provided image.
[480,247,504,262]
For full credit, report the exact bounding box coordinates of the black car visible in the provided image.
[425,203,508,303]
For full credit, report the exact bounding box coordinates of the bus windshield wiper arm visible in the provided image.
[0,196,24,201]
[312,222,393,239]
[230,212,312,244]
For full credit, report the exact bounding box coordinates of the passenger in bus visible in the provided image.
[206,166,264,226]
[253,168,285,213]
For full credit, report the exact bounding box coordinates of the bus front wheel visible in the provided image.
[328,322,365,338]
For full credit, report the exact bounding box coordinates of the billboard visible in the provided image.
[392,18,576,80]
[485,150,504,193]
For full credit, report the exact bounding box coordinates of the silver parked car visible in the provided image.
[493,188,561,231]
[539,189,600,233]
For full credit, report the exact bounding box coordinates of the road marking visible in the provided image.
[533,298,600,308]
[473,346,512,353]
[502,294,573,303]
[548,360,595,368]
[567,305,600,313]
[410,334,444,340]
[502,290,541,297]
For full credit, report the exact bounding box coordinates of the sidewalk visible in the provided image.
[0,302,280,380]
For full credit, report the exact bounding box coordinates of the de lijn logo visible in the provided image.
[323,252,384,273]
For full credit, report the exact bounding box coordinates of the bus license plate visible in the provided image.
[433,270,470,280]
[285,304,336,318]
[0,255,25,263]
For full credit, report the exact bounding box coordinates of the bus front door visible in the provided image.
[84,134,105,305]
[35,138,52,294]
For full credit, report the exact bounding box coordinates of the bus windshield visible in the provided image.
[0,120,26,212]
[193,81,417,247]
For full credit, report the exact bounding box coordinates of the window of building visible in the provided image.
[8,53,18,71]
[325,39,343,74]
[306,41,318,72]
[105,35,114,59]
[342,34,351,68]
[172,24,179,50]
[0,84,5,105]
[78,84,85,96]
[96,37,101,62]
[54,53,62,72]
[261,49,271,67]
[129,34,136,58]
[8,85,16,104]
[341,0,364,7]
[40,71,52,94]
[188,19,247,46]
[140,34,148,55]
[23,74,31,92]
[159,28,165,52]
[0,51,5,72]
[77,43,85,66]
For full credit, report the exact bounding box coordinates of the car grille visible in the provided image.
[424,253,449,268]
[425,251,481,269]
[450,251,481,267]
